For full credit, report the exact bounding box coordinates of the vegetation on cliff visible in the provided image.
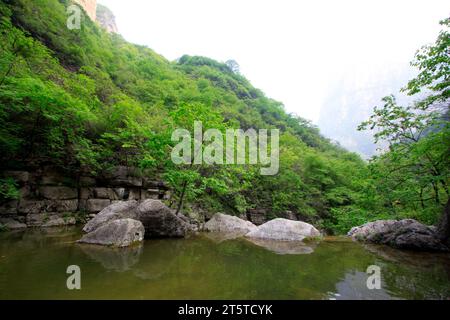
[0,0,448,234]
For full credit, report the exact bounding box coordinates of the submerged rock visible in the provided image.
[246,218,321,241]
[78,218,144,247]
[348,219,449,252]
[204,213,257,234]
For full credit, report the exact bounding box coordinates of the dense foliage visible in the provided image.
[0,0,448,234]
[358,18,449,226]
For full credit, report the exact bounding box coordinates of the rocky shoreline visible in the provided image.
[2,173,449,253]
[76,200,450,253]
[77,202,322,248]
[348,219,449,252]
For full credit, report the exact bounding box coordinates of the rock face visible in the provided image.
[204,213,257,234]
[38,186,77,200]
[246,218,321,241]
[26,213,76,228]
[96,3,118,33]
[0,217,27,230]
[85,199,111,213]
[0,167,169,227]
[246,209,267,225]
[348,219,449,252]
[79,218,144,247]
[74,0,97,21]
[0,200,19,215]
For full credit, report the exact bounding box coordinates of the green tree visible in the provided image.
[359,18,450,226]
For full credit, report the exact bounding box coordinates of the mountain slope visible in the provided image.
[0,0,371,233]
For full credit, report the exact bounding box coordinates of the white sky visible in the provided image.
[98,0,449,123]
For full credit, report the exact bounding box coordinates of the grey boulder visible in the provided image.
[83,200,139,233]
[204,213,257,234]
[136,200,192,238]
[82,200,193,239]
[78,218,144,247]
[348,219,448,252]
[246,218,321,241]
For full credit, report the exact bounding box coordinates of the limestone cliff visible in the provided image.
[74,0,97,21]
[0,166,170,229]
[96,4,119,33]
[73,0,118,33]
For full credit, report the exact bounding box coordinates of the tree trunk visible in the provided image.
[436,198,450,247]
[419,187,425,209]
[432,182,440,204]
[175,180,188,216]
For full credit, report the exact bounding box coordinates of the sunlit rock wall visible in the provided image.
[74,0,97,21]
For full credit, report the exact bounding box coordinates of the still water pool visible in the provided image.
[0,227,449,299]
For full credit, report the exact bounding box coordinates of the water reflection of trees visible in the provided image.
[2,228,449,299]
[364,244,450,300]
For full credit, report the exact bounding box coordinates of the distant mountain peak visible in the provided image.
[73,0,118,33]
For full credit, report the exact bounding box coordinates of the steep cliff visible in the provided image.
[96,3,118,33]
[318,63,415,158]
[74,0,97,21]
[74,0,118,33]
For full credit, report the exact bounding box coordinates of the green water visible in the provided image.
[0,227,449,300]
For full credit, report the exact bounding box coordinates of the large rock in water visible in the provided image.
[348,219,449,252]
[81,200,193,242]
[78,219,144,247]
[83,200,139,233]
[204,213,257,234]
[246,218,321,241]
[136,200,191,238]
